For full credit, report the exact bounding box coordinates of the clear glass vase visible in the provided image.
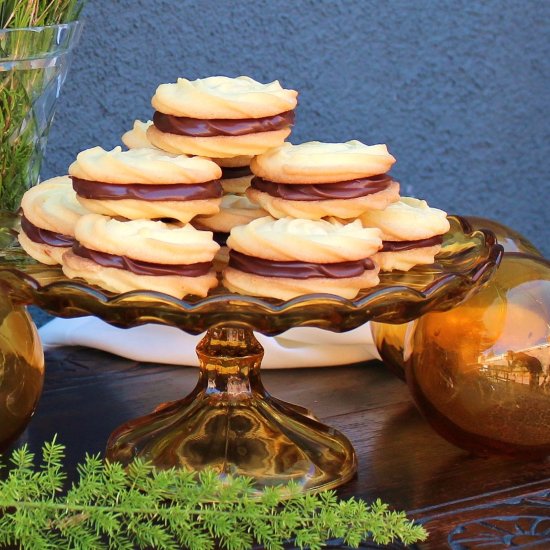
[0,21,82,211]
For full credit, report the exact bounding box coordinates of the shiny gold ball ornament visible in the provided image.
[0,301,44,451]
[372,216,542,380]
[407,253,550,456]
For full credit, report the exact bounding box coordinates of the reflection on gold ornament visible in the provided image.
[0,300,44,451]
[407,254,550,456]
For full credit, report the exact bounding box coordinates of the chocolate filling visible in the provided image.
[71,177,222,202]
[153,110,295,137]
[250,175,393,201]
[20,215,74,247]
[381,235,444,252]
[73,243,213,277]
[221,165,252,180]
[228,250,375,279]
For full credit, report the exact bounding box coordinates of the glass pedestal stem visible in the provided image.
[197,326,263,402]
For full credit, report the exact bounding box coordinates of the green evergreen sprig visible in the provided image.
[0,437,428,549]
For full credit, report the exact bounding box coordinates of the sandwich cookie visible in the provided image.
[18,176,89,265]
[359,197,450,271]
[223,217,382,300]
[69,146,223,223]
[147,76,298,158]
[247,141,400,220]
[62,214,219,298]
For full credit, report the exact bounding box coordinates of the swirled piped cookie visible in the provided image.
[359,197,451,271]
[147,76,298,158]
[223,217,382,300]
[247,141,400,219]
[121,120,157,150]
[62,214,219,298]
[18,176,89,265]
[69,146,222,223]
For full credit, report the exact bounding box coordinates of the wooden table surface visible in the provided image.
[10,346,550,549]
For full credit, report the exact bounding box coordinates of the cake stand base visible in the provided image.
[106,327,357,492]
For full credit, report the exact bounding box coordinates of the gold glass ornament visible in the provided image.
[407,253,550,457]
[372,216,542,380]
[0,300,44,451]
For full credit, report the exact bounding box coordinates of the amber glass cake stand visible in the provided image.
[0,215,502,492]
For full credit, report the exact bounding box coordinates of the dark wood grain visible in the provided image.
[9,346,550,549]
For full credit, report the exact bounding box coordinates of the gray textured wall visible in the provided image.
[44,0,549,256]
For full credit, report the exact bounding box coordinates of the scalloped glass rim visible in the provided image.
[0,215,503,335]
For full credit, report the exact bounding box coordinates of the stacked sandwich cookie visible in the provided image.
[147,76,298,158]
[136,75,299,269]
[69,146,223,223]
[223,217,382,300]
[241,139,449,278]
[360,197,451,271]
[62,215,219,298]
[18,176,89,265]
[16,74,451,300]
[247,141,400,220]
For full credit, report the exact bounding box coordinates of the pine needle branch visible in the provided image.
[0,438,428,549]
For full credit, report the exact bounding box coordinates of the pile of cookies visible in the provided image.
[18,75,450,300]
